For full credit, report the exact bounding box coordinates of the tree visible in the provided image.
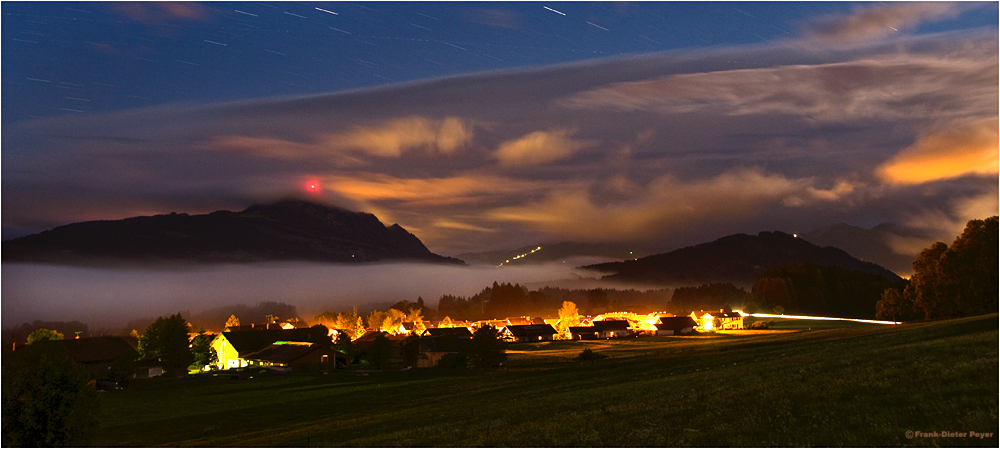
[588,288,609,312]
[379,308,406,334]
[26,328,64,345]
[333,332,356,365]
[364,334,393,370]
[330,307,365,340]
[108,351,138,386]
[468,325,506,370]
[138,313,193,376]
[743,301,759,315]
[401,334,421,367]
[2,343,99,447]
[366,310,387,334]
[190,328,218,370]
[773,305,785,315]
[937,216,998,317]
[908,242,949,319]
[574,348,608,365]
[876,288,904,322]
[225,314,240,329]
[555,301,581,339]
[407,307,426,336]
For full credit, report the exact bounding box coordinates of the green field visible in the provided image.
[97,314,998,447]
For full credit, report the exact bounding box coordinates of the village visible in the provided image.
[24,306,747,384]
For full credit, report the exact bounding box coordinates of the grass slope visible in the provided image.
[96,314,998,447]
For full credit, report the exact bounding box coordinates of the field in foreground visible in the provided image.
[97,314,998,447]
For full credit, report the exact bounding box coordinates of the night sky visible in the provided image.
[3,1,998,256]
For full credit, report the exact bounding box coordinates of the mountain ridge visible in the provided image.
[580,230,901,287]
[2,199,463,265]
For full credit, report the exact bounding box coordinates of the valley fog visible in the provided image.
[1,258,616,329]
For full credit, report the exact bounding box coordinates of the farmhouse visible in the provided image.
[591,319,630,338]
[655,317,698,336]
[211,328,325,370]
[502,324,558,342]
[690,310,744,331]
[568,326,600,340]
[242,341,341,373]
[416,335,470,368]
[422,327,473,338]
[45,336,143,379]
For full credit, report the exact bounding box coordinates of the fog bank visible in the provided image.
[1,259,613,329]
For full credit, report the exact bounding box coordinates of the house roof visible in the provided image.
[49,336,138,364]
[530,317,547,325]
[419,335,470,353]
[217,328,318,354]
[568,326,599,334]
[692,310,742,319]
[242,342,333,364]
[656,317,698,330]
[591,320,630,331]
[505,324,557,337]
[423,327,472,338]
[505,317,531,325]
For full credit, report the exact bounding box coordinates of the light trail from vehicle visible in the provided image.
[745,313,898,325]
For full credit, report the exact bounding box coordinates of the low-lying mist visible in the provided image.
[1,258,617,329]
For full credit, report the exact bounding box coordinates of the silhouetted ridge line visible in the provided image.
[3,199,463,266]
[581,231,900,286]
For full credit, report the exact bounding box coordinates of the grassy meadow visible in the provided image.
[96,314,998,447]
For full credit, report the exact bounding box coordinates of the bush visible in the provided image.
[573,348,608,365]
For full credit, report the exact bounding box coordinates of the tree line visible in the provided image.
[876,216,997,321]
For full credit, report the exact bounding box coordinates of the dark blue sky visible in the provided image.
[2,2,997,257]
[4,2,994,123]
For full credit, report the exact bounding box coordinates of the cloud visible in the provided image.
[487,169,814,241]
[206,116,474,161]
[323,173,549,206]
[465,8,520,29]
[876,118,999,185]
[494,130,594,167]
[112,2,211,23]
[327,116,475,157]
[561,49,997,124]
[803,2,974,45]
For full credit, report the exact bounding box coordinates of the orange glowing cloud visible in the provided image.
[877,118,999,185]
[494,129,595,167]
[328,116,474,157]
[323,173,549,206]
[487,169,807,240]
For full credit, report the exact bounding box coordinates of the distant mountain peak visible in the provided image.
[3,200,463,266]
[581,230,900,287]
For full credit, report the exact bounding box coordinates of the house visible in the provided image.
[224,323,287,332]
[505,317,531,326]
[591,320,630,338]
[501,324,558,343]
[211,328,328,370]
[422,327,473,339]
[568,326,600,340]
[530,317,548,325]
[241,341,341,373]
[416,335,470,368]
[43,336,145,379]
[655,317,698,336]
[690,310,744,331]
[353,331,407,357]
